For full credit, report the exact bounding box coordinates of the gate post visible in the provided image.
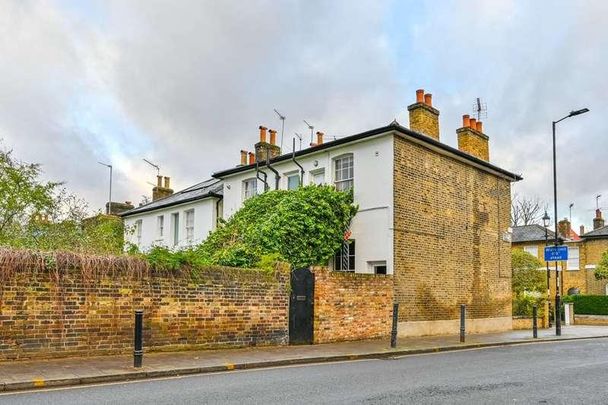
[532,304,538,338]
[390,303,399,348]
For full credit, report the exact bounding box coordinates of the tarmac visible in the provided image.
[1,325,607,393]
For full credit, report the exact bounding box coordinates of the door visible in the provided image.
[289,268,314,344]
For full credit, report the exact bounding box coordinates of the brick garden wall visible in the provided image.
[0,257,289,361]
[313,267,393,343]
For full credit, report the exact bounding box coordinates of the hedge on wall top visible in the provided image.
[562,295,608,315]
[195,185,358,269]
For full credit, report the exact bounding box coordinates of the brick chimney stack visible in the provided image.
[558,217,572,239]
[152,175,174,201]
[457,114,490,162]
[255,125,281,162]
[407,89,440,140]
[594,209,605,230]
[580,225,585,236]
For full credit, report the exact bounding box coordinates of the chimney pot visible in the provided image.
[269,129,277,145]
[240,150,248,166]
[580,225,585,235]
[424,93,433,107]
[597,209,603,219]
[462,115,470,128]
[156,175,163,187]
[164,176,170,189]
[316,131,324,145]
[248,152,255,165]
[476,121,483,132]
[416,89,424,103]
[469,118,477,129]
[259,126,267,143]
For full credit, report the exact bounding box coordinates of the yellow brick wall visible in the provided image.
[393,135,512,322]
[407,103,440,140]
[583,239,608,295]
[457,128,490,162]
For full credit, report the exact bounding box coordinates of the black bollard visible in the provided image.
[134,310,143,368]
[532,304,538,338]
[460,304,466,343]
[390,303,399,348]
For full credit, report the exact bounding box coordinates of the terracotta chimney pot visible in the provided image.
[469,118,477,129]
[424,93,433,107]
[462,115,470,128]
[316,131,324,145]
[240,150,248,166]
[259,126,267,143]
[476,121,483,132]
[164,176,170,189]
[269,129,277,145]
[248,152,255,165]
[416,89,424,103]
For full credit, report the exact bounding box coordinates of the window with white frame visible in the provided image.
[368,261,387,275]
[243,178,257,200]
[185,209,195,244]
[334,154,354,192]
[334,240,355,272]
[135,219,142,246]
[310,169,325,186]
[171,213,179,246]
[286,172,301,190]
[567,246,580,270]
[157,215,164,238]
[523,245,538,258]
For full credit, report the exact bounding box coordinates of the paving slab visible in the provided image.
[1,325,607,392]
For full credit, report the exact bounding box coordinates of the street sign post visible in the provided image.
[544,245,568,262]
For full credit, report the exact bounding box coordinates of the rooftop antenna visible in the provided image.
[274,109,286,150]
[597,194,602,210]
[294,132,303,151]
[98,162,112,215]
[569,203,574,223]
[472,97,488,121]
[303,120,314,145]
[143,159,160,176]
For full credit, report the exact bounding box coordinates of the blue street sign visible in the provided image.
[544,245,569,262]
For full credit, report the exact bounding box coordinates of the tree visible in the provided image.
[594,250,608,281]
[512,249,545,316]
[511,194,547,226]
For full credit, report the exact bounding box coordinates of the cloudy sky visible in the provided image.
[1,0,606,230]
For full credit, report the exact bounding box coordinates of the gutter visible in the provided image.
[121,192,223,218]
[291,138,305,184]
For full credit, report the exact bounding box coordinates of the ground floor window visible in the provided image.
[368,261,387,274]
[334,240,355,272]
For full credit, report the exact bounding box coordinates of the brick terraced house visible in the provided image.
[206,89,522,337]
[512,210,608,297]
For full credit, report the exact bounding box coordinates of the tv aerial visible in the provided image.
[303,120,314,145]
[472,97,488,121]
[294,132,303,151]
[143,159,160,176]
[274,109,286,150]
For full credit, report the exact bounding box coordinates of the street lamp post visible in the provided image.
[98,162,113,215]
[543,211,551,327]
[552,108,589,336]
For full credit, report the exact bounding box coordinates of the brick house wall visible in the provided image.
[393,135,512,336]
[0,264,289,361]
[583,239,608,295]
[313,267,393,343]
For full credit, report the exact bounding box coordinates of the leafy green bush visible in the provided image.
[512,249,545,295]
[593,250,608,280]
[142,185,358,270]
[513,293,544,317]
[562,295,608,315]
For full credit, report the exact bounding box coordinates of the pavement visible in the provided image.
[3,337,608,404]
[1,325,607,393]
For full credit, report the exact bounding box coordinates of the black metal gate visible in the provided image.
[289,267,314,344]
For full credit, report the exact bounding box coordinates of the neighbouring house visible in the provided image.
[122,176,223,249]
[512,209,608,296]
[209,89,521,336]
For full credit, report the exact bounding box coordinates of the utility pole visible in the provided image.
[98,162,113,215]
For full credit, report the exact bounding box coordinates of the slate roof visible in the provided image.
[512,225,556,243]
[583,225,608,239]
[121,178,223,217]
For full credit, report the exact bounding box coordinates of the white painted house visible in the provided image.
[122,178,223,250]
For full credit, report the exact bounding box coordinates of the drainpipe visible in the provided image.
[255,161,269,192]
[265,145,280,190]
[291,138,305,184]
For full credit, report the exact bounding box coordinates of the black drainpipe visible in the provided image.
[255,161,269,192]
[265,146,280,190]
[291,138,305,184]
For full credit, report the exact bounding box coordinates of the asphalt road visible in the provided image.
[2,338,608,405]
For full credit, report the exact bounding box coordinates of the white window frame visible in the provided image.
[334,239,355,272]
[135,219,143,246]
[523,245,538,258]
[334,154,354,192]
[157,215,164,238]
[185,209,195,244]
[368,260,387,275]
[285,171,301,190]
[242,178,258,200]
[171,212,179,247]
[567,246,580,270]
[310,168,325,186]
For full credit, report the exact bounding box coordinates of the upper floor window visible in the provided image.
[243,178,257,200]
[185,209,195,244]
[171,212,179,246]
[567,246,580,270]
[523,245,538,258]
[135,219,143,246]
[157,215,164,238]
[334,240,355,272]
[334,154,353,192]
[286,172,301,190]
